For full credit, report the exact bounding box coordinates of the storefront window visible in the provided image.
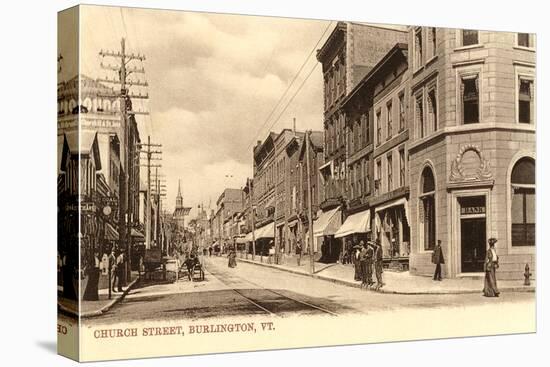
[420,167,436,251]
[511,157,535,246]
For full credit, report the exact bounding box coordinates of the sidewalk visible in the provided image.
[236,256,535,295]
[58,271,140,318]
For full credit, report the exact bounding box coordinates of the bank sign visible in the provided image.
[460,206,486,215]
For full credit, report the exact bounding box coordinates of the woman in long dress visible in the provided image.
[483,238,500,297]
[228,248,237,268]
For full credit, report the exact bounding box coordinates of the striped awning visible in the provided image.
[104,222,119,241]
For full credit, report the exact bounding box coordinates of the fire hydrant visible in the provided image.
[524,264,532,286]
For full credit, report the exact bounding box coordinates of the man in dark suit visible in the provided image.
[432,240,445,281]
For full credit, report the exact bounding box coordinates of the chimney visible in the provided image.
[293,117,296,136]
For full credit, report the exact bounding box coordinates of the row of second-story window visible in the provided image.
[375,92,407,146]
[255,164,275,198]
[414,83,438,140]
[255,156,289,199]
[413,27,535,71]
[374,148,407,196]
[349,113,370,155]
[324,57,346,110]
[325,113,346,156]
[412,74,534,138]
[348,157,370,201]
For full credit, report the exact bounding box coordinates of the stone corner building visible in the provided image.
[406,27,535,280]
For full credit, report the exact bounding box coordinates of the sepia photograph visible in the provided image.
[56,3,536,362]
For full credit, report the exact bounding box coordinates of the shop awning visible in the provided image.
[256,222,275,239]
[131,228,145,241]
[235,236,247,244]
[104,222,119,241]
[374,197,409,223]
[313,206,341,237]
[243,232,253,242]
[334,210,371,238]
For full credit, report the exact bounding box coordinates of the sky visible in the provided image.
[64,5,333,217]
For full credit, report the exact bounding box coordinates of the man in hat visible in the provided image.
[365,241,375,287]
[353,241,362,281]
[373,239,385,290]
[432,240,445,281]
[483,238,500,297]
[295,238,302,266]
[359,241,368,287]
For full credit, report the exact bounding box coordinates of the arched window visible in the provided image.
[511,157,535,246]
[420,166,436,251]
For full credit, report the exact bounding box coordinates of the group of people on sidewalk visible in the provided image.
[352,240,385,291]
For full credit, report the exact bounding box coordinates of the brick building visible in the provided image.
[316,22,408,262]
[339,43,411,269]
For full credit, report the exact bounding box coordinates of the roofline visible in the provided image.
[316,22,347,62]
[342,42,408,106]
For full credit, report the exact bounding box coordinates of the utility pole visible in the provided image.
[99,37,149,282]
[139,136,162,250]
[153,170,167,252]
[248,178,256,260]
[305,130,315,274]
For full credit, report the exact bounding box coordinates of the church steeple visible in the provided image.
[176,179,183,209]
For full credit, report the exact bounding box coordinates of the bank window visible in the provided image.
[462,30,479,46]
[461,76,479,124]
[518,78,533,124]
[387,153,393,192]
[387,100,393,139]
[376,109,382,145]
[427,87,438,132]
[517,33,530,48]
[415,93,424,138]
[398,92,406,131]
[420,166,436,251]
[414,28,423,69]
[511,157,535,247]
[399,149,406,187]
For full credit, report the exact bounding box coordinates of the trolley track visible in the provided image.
[204,259,338,317]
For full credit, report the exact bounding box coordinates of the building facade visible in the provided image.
[406,27,536,279]
[315,22,408,262]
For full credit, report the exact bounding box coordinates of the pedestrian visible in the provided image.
[483,238,500,297]
[109,249,118,293]
[432,240,445,281]
[296,239,302,266]
[228,247,237,268]
[366,241,375,287]
[353,242,361,281]
[359,241,368,287]
[83,251,101,301]
[268,240,275,264]
[115,251,125,292]
[208,245,212,257]
[374,239,385,290]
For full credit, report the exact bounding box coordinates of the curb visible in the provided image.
[58,277,140,318]
[237,258,535,295]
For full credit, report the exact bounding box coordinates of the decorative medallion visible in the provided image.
[449,144,493,182]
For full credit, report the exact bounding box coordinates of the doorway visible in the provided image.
[460,218,486,272]
[458,195,487,273]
